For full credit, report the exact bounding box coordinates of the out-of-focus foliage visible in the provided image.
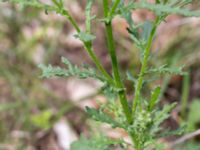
[71,135,123,150]
[31,109,53,130]
[188,99,200,130]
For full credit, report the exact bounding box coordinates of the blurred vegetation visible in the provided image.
[0,2,69,149]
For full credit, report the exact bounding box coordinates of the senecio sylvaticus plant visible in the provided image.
[2,0,200,149]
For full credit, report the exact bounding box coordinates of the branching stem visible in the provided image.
[61,8,113,83]
[103,0,132,124]
[109,0,120,17]
[132,17,160,118]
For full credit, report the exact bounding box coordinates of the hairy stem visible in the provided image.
[132,17,160,118]
[62,9,113,83]
[63,10,80,32]
[109,0,120,17]
[84,43,113,83]
[103,0,132,124]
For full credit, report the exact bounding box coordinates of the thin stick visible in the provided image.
[168,129,200,147]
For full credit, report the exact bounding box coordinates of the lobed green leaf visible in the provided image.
[39,57,104,81]
[148,87,161,112]
[75,32,96,43]
[147,65,186,75]
[152,102,177,133]
[86,107,126,129]
[1,0,55,10]
[123,2,200,17]
[85,0,95,34]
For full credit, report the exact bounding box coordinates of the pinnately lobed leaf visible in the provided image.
[148,87,161,112]
[38,57,105,81]
[1,0,54,10]
[85,0,95,33]
[153,102,177,128]
[147,65,186,75]
[85,106,127,129]
[123,2,200,17]
[74,32,96,43]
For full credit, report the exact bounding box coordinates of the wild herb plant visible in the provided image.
[2,0,200,149]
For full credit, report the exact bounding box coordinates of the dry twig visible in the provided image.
[168,129,200,148]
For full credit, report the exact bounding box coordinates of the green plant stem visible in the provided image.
[65,11,80,32]
[132,17,160,118]
[109,0,120,17]
[103,0,132,124]
[130,133,143,150]
[62,9,113,83]
[103,0,109,16]
[181,71,190,118]
[84,43,113,83]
